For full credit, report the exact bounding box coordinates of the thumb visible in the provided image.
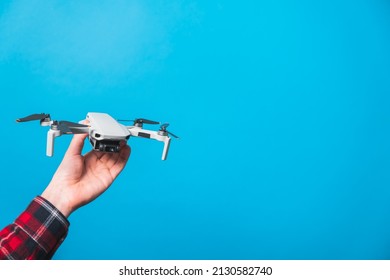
[65,119,89,156]
[65,133,88,156]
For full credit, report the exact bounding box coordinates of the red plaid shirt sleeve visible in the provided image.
[0,196,69,260]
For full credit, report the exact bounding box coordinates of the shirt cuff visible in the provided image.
[15,196,70,258]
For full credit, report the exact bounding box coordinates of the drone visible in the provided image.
[16,112,178,160]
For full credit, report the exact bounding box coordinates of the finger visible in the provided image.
[65,133,88,157]
[85,149,105,161]
[64,119,89,157]
[100,152,120,169]
[110,145,131,178]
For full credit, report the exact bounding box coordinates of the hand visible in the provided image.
[41,133,131,217]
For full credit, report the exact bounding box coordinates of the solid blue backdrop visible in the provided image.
[1,0,390,259]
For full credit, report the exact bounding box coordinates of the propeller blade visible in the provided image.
[59,121,89,128]
[57,122,88,134]
[118,118,160,125]
[57,123,72,134]
[16,113,50,123]
[167,130,179,139]
[160,123,170,129]
[135,118,160,125]
[160,123,179,138]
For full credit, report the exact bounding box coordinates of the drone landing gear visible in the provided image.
[46,129,61,157]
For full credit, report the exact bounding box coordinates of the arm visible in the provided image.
[41,133,131,217]
[0,196,69,260]
[0,134,131,260]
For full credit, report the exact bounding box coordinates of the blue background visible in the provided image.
[1,0,390,260]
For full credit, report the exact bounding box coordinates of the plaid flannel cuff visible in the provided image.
[14,196,70,256]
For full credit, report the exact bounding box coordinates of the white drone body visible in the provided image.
[18,112,177,160]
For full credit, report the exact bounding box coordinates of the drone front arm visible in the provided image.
[46,126,90,156]
[127,127,171,160]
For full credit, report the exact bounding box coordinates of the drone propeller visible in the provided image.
[137,118,160,125]
[55,122,72,134]
[52,121,89,134]
[160,123,179,138]
[16,113,50,123]
[118,118,160,125]
[58,121,89,128]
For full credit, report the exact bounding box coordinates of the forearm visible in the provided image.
[41,186,73,218]
[0,196,69,260]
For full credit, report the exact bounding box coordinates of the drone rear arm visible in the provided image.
[127,127,171,160]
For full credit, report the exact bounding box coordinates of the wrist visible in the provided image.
[41,185,73,218]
